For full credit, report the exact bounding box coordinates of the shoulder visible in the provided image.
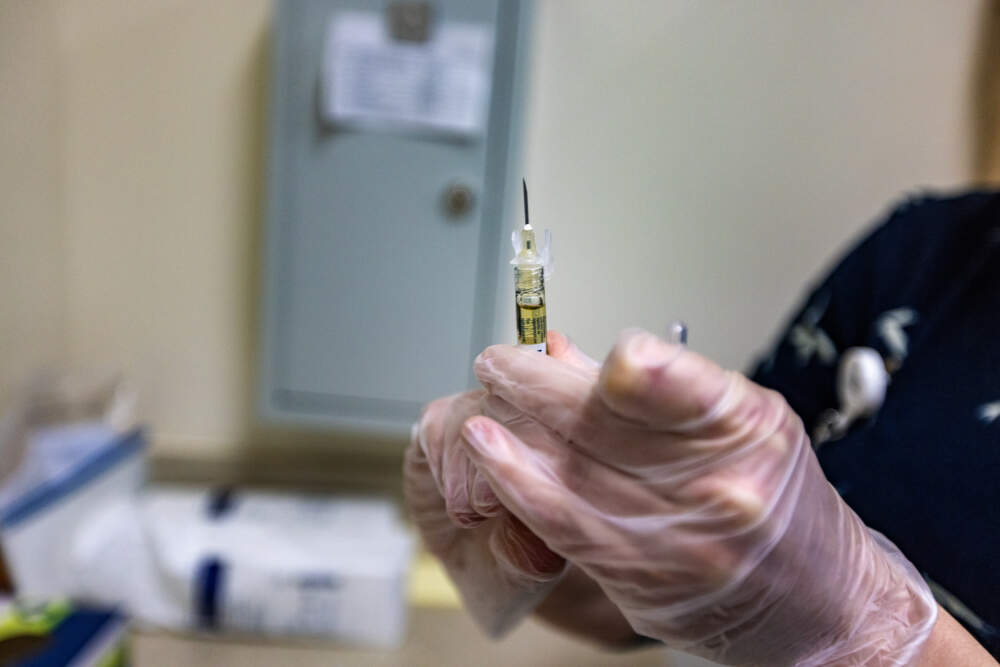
[885,188,1000,223]
[750,188,1000,420]
[864,189,1000,260]
[827,189,1000,308]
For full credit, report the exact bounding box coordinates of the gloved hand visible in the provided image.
[403,333,598,636]
[461,329,937,666]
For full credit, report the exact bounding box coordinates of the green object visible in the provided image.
[0,599,127,666]
[0,599,72,641]
[96,641,128,667]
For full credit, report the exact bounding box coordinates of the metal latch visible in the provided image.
[388,2,433,43]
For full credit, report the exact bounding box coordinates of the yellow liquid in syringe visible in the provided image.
[515,265,546,346]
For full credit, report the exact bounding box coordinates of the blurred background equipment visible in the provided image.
[258,0,531,435]
[0,373,413,653]
[0,599,127,667]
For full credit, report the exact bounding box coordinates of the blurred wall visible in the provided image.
[0,1,982,461]
[56,0,270,457]
[0,1,68,409]
[517,1,980,370]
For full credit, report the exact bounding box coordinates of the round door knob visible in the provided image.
[442,183,475,219]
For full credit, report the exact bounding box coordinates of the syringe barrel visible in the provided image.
[514,264,546,353]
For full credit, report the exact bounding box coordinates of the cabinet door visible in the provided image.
[260,0,529,434]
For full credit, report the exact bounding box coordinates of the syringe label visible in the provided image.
[516,305,547,345]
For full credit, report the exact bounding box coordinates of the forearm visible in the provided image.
[533,565,645,649]
[914,606,997,666]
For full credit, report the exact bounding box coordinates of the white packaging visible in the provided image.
[156,488,413,646]
[71,487,414,648]
[0,376,414,648]
[0,422,146,599]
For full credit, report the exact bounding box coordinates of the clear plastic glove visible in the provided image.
[403,333,599,636]
[461,329,937,666]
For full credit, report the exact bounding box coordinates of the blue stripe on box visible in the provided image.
[206,487,236,518]
[0,429,146,530]
[196,557,226,629]
[17,607,126,667]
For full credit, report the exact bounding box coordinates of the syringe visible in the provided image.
[512,180,550,353]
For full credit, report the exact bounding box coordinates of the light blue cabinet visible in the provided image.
[259,0,531,435]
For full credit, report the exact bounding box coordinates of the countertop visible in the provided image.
[131,608,719,667]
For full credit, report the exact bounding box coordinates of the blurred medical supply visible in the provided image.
[0,376,414,649]
[0,374,144,599]
[0,598,127,667]
[79,488,413,647]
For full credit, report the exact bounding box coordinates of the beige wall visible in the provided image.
[57,0,271,457]
[0,1,68,409]
[513,0,980,370]
[0,1,983,461]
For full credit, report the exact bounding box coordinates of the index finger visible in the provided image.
[474,344,595,444]
[546,331,600,373]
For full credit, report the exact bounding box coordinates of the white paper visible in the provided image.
[321,11,494,137]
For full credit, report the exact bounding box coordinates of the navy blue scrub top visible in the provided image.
[751,190,1000,656]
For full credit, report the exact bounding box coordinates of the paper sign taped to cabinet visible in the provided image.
[321,10,495,137]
